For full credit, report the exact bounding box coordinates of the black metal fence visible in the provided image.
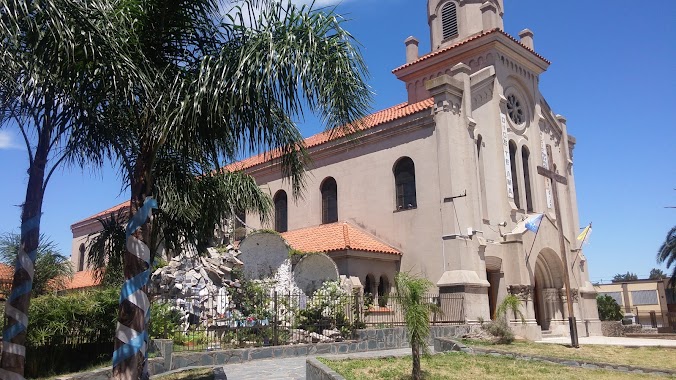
[152,291,465,352]
[634,309,676,331]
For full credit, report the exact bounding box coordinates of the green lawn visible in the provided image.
[320,353,662,380]
[463,339,676,371]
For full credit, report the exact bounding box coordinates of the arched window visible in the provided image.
[522,146,534,212]
[321,177,338,224]
[274,190,287,232]
[509,141,521,209]
[78,243,85,272]
[394,157,417,209]
[364,274,375,303]
[441,2,458,40]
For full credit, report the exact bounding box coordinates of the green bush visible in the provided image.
[149,301,183,339]
[481,319,515,344]
[597,294,623,321]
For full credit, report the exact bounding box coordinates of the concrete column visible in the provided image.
[480,2,498,31]
[518,29,534,50]
[405,36,419,64]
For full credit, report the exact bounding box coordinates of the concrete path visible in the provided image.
[220,347,420,380]
[201,337,676,379]
[537,336,676,347]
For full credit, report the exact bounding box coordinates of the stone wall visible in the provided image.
[600,321,654,337]
[306,358,346,380]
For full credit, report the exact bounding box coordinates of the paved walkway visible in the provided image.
[537,336,676,347]
[204,337,676,379]
[220,347,421,380]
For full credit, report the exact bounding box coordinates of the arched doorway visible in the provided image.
[533,249,565,331]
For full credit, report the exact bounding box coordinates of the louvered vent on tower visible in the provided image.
[441,2,458,39]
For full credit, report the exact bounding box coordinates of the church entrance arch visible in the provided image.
[533,249,565,330]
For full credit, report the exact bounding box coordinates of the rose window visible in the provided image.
[507,94,525,125]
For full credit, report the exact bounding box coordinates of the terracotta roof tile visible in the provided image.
[0,263,13,282]
[225,98,434,172]
[63,270,101,290]
[392,29,549,73]
[281,222,401,255]
[73,200,130,227]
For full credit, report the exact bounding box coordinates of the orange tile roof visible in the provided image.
[0,263,13,282]
[63,270,101,290]
[392,28,550,73]
[73,200,130,227]
[225,98,434,172]
[281,222,401,255]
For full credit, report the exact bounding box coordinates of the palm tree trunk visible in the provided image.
[0,113,53,377]
[113,155,154,380]
[412,343,421,380]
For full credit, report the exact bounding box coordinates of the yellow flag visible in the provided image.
[577,224,592,244]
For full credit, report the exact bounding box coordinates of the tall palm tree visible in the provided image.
[0,0,145,375]
[394,272,435,380]
[95,1,371,378]
[657,226,676,288]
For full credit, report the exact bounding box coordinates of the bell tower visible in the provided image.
[428,0,504,51]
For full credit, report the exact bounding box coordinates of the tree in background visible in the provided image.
[596,294,622,321]
[649,268,668,280]
[394,272,435,380]
[0,233,73,296]
[657,226,676,288]
[612,272,639,282]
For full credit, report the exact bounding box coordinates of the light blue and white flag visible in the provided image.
[525,214,544,233]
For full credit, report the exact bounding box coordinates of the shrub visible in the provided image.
[481,319,515,344]
[597,294,623,321]
[149,302,183,339]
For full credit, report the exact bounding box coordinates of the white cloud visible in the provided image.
[0,130,21,150]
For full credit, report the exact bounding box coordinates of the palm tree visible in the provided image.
[0,0,143,375]
[394,272,435,380]
[94,1,371,377]
[657,226,676,288]
[0,233,73,296]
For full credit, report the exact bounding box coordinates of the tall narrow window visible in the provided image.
[394,157,417,209]
[274,190,287,232]
[522,146,534,212]
[509,141,521,209]
[441,2,458,40]
[477,136,489,220]
[321,177,338,224]
[78,243,85,272]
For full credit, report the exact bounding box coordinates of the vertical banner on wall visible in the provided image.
[501,113,514,199]
[540,132,554,209]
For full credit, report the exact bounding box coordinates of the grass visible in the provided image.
[320,352,662,380]
[154,368,213,380]
[463,339,676,371]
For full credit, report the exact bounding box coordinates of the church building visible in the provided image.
[71,0,601,339]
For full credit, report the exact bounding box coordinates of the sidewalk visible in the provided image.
[537,336,676,347]
[220,347,421,380]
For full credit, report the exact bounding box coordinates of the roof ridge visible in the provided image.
[342,223,351,249]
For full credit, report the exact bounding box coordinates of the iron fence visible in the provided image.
[633,309,676,331]
[152,291,464,352]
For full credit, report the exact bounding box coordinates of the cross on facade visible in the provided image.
[536,145,579,348]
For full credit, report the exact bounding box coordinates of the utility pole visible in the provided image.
[536,145,579,348]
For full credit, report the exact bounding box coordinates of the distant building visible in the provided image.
[595,279,675,330]
[71,0,601,339]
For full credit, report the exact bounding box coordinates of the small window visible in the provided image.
[274,190,287,233]
[321,177,338,224]
[509,141,520,209]
[441,2,458,40]
[522,146,533,212]
[78,243,85,272]
[394,157,417,209]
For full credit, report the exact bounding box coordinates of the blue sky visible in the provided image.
[0,0,674,283]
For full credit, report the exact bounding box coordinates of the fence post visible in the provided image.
[273,291,278,346]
